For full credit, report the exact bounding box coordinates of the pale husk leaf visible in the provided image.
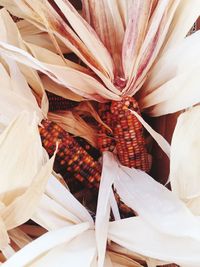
[53,0,114,78]
[82,0,124,76]
[122,0,152,81]
[0,0,121,98]
[0,58,43,125]
[0,113,44,201]
[108,216,200,267]
[29,230,96,267]
[115,0,133,26]
[160,0,200,54]
[0,112,54,252]
[32,194,79,231]
[105,152,200,266]
[26,41,89,73]
[142,30,200,95]
[100,152,200,237]
[140,67,200,117]
[1,140,55,231]
[46,176,93,225]
[140,31,200,116]
[41,75,83,102]
[0,0,37,20]
[0,9,47,113]
[0,41,120,101]
[170,106,200,202]
[48,111,97,147]
[2,223,90,267]
[95,152,117,267]
[17,19,70,54]
[94,153,200,240]
[32,175,93,230]
[3,0,115,82]
[123,0,180,95]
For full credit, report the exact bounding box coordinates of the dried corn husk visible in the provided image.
[0,42,119,101]
[33,175,93,229]
[0,112,54,258]
[0,50,97,143]
[160,0,200,54]
[140,31,200,116]
[41,75,83,102]
[1,131,200,266]
[82,0,124,77]
[0,57,43,124]
[5,146,200,266]
[48,111,97,147]
[0,8,47,113]
[2,223,91,267]
[0,1,199,118]
[17,19,71,54]
[0,12,108,143]
[105,152,200,267]
[0,172,143,266]
[95,153,119,267]
[170,106,200,214]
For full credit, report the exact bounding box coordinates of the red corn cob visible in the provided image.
[39,120,101,187]
[97,97,150,172]
[111,96,150,172]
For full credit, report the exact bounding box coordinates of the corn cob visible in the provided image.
[111,96,150,172]
[97,102,116,152]
[39,120,101,187]
[39,119,134,217]
[47,91,79,111]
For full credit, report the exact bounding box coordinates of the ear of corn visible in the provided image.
[39,120,101,187]
[39,119,134,218]
[97,97,150,172]
[47,91,79,111]
[111,96,150,172]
